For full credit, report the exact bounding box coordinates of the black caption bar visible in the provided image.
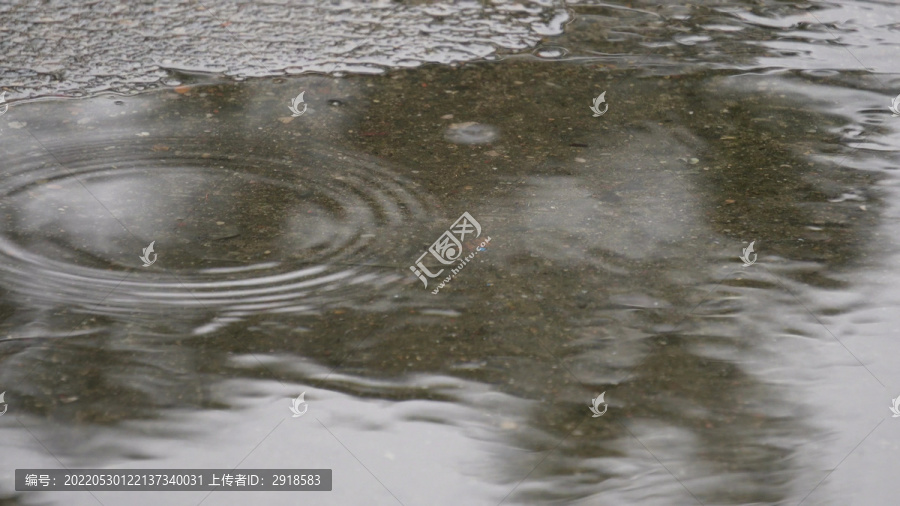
[15,469,332,491]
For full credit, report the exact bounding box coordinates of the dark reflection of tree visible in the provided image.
[338,54,874,504]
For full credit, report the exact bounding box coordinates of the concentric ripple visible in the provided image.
[0,138,435,333]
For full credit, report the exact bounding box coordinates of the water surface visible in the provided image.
[1,1,900,505]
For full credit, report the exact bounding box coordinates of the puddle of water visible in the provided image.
[2,1,900,505]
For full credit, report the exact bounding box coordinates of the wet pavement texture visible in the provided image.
[1,1,900,505]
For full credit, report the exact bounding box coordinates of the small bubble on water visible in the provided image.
[444,122,499,145]
[535,47,568,58]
